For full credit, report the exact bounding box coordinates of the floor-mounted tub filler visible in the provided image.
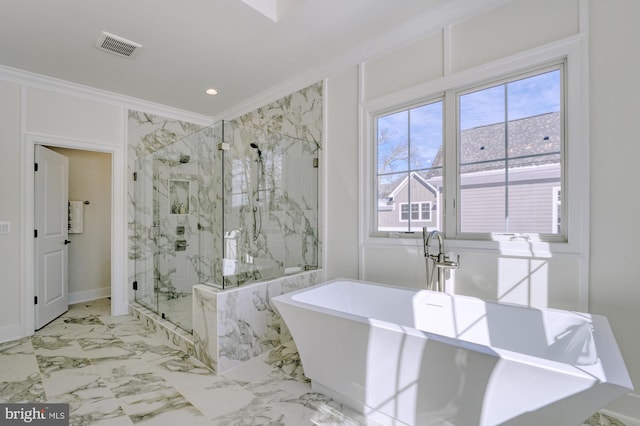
[271,279,633,426]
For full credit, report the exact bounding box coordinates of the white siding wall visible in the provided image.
[460,180,560,234]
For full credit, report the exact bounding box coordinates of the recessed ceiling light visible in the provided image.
[205,88,218,95]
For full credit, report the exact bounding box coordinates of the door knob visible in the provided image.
[64,240,71,245]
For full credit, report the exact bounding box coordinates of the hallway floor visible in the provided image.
[0,298,373,425]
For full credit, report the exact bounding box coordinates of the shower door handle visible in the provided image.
[148,225,160,241]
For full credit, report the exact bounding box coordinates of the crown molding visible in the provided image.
[0,64,213,126]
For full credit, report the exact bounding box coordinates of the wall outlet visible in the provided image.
[0,222,10,234]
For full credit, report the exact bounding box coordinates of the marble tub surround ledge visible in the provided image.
[193,270,322,373]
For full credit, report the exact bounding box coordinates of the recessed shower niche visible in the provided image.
[169,179,190,214]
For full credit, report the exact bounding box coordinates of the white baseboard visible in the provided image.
[0,323,23,344]
[603,392,640,425]
[69,287,110,305]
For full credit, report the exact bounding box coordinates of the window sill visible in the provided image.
[363,233,585,258]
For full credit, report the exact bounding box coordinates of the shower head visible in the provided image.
[250,143,262,157]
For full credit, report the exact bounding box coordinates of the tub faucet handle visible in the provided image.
[439,254,460,269]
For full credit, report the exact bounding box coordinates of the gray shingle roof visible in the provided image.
[432,111,560,172]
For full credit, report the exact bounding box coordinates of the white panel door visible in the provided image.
[35,145,69,329]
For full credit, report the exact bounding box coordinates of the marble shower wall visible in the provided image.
[147,129,220,296]
[127,111,210,307]
[232,82,323,144]
[222,82,323,287]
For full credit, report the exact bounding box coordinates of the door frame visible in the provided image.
[21,133,127,335]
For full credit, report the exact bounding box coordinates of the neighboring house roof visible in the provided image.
[380,111,561,201]
[389,172,436,198]
[379,172,437,210]
[430,111,560,174]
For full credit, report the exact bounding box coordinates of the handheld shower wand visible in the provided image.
[250,142,264,240]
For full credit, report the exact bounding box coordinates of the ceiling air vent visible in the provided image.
[95,31,142,58]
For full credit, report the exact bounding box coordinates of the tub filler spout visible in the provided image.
[423,228,459,292]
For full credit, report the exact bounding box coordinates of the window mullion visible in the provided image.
[406,110,412,231]
[504,83,510,233]
[444,90,457,238]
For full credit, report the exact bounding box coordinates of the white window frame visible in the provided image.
[360,35,589,256]
[552,186,562,234]
[454,63,565,242]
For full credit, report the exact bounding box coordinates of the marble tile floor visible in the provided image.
[0,298,629,426]
[0,298,377,426]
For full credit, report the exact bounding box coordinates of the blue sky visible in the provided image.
[460,69,561,129]
[377,101,442,174]
[377,69,561,174]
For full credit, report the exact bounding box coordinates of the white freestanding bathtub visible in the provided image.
[271,279,632,426]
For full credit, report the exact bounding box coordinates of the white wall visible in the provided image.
[448,0,579,72]
[588,0,640,418]
[325,0,639,419]
[0,80,22,340]
[26,88,124,144]
[50,148,112,303]
[324,69,360,280]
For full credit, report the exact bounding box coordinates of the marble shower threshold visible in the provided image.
[129,302,195,358]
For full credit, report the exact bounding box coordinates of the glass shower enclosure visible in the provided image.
[133,121,319,332]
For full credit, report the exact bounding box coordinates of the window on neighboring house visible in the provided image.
[400,203,409,221]
[421,202,431,221]
[399,202,433,222]
[373,62,566,241]
[376,100,443,232]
